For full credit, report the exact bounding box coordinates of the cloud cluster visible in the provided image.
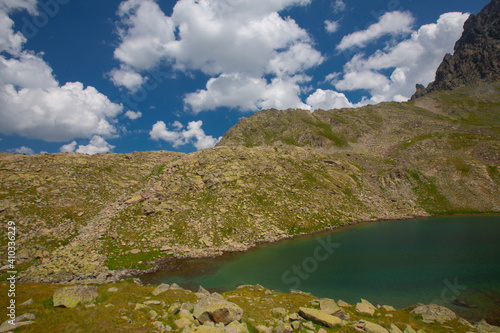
[306,89,353,111]
[59,136,116,155]
[125,110,142,120]
[11,146,35,155]
[332,0,346,14]
[325,20,339,34]
[331,11,469,103]
[0,1,123,143]
[112,0,322,112]
[337,11,415,51]
[150,120,221,150]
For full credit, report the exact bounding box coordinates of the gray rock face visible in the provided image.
[53,285,98,308]
[412,0,500,99]
[193,293,243,325]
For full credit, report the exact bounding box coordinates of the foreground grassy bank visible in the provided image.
[1,281,497,333]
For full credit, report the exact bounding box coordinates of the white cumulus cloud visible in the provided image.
[332,0,346,14]
[184,73,310,113]
[112,0,322,112]
[332,12,469,103]
[325,20,339,33]
[0,4,124,143]
[337,11,415,51]
[12,146,34,155]
[60,141,77,153]
[306,89,353,111]
[75,136,115,155]
[150,120,221,150]
[110,65,145,92]
[125,110,142,120]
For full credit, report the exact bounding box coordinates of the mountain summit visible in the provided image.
[412,0,500,99]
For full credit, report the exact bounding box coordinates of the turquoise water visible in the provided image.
[141,216,500,323]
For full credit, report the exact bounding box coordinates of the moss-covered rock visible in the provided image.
[53,285,98,308]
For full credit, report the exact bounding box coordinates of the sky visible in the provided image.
[0,0,490,154]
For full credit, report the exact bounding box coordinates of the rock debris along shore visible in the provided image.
[2,282,498,332]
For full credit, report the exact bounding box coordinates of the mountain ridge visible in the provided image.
[411,0,500,99]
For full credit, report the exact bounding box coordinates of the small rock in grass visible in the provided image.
[152,283,170,296]
[20,299,34,306]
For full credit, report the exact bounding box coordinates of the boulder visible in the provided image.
[357,320,389,333]
[152,283,170,296]
[0,319,35,333]
[195,325,225,333]
[170,283,184,290]
[298,307,342,328]
[198,286,211,296]
[475,319,500,333]
[255,325,272,333]
[174,317,192,329]
[272,307,288,318]
[290,321,301,330]
[224,321,249,333]
[355,299,376,316]
[381,305,396,311]
[404,325,416,333]
[193,293,243,325]
[319,298,342,317]
[168,302,182,314]
[20,299,34,306]
[53,285,98,308]
[274,321,293,333]
[389,323,403,333]
[337,300,351,307]
[410,304,456,324]
[134,303,150,311]
[125,195,144,204]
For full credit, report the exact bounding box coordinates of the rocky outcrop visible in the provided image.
[53,285,98,308]
[412,0,500,99]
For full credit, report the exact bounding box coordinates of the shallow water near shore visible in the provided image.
[140,215,500,324]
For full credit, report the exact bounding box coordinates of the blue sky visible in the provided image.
[0,0,489,154]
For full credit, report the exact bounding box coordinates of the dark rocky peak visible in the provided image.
[412,0,500,99]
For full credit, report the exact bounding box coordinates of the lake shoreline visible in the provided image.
[131,212,500,281]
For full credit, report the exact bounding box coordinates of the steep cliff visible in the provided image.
[412,0,500,99]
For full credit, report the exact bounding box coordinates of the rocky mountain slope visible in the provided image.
[0,81,499,285]
[412,0,500,99]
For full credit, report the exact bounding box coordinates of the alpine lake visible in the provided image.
[140,215,500,325]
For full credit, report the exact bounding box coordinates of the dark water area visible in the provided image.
[140,215,500,325]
